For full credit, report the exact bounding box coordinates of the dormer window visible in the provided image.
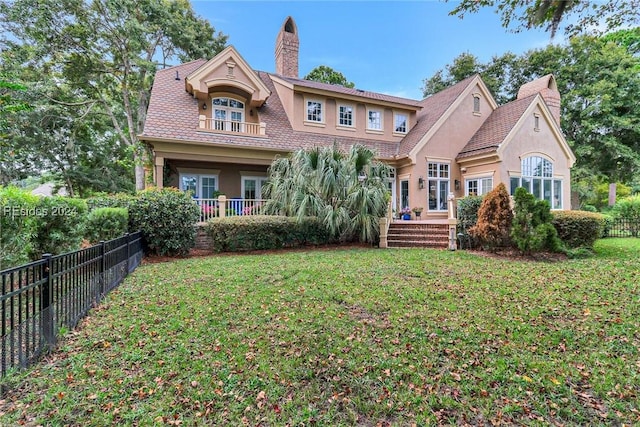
[338,104,354,127]
[212,97,244,132]
[306,100,323,123]
[367,109,383,131]
[394,113,408,134]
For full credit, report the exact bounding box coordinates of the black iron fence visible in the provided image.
[0,232,143,377]
[604,218,640,238]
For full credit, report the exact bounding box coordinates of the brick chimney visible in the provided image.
[275,16,299,78]
[517,74,561,126]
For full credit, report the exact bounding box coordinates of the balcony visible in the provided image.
[198,116,266,136]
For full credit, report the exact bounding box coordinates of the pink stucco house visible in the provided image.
[140,16,575,223]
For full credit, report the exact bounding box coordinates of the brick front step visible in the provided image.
[387,223,449,249]
[387,240,448,248]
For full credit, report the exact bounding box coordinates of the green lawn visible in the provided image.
[1,240,639,426]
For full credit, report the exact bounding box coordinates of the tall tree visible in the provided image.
[0,76,32,185]
[304,65,355,88]
[0,0,227,190]
[447,0,640,38]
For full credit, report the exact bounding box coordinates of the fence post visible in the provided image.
[41,253,55,348]
[125,233,130,274]
[99,241,106,297]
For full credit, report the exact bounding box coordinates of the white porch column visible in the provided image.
[379,217,388,248]
[218,195,227,218]
[154,156,164,189]
[447,192,458,251]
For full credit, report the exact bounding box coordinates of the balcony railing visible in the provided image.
[195,196,267,222]
[198,116,266,136]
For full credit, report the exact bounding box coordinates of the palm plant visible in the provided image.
[262,143,391,243]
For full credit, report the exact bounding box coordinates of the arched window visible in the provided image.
[212,97,245,132]
[510,156,563,209]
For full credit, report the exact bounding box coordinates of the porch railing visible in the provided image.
[198,116,266,136]
[195,196,267,222]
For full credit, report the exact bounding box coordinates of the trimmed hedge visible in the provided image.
[31,196,88,259]
[86,193,136,211]
[552,210,605,249]
[207,216,331,252]
[85,207,129,244]
[128,188,200,256]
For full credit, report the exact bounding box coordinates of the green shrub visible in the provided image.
[511,188,562,254]
[31,196,88,258]
[84,207,129,244]
[0,186,39,269]
[469,183,513,250]
[612,195,640,237]
[207,216,331,252]
[552,210,605,249]
[86,193,136,211]
[457,196,483,248]
[587,182,632,210]
[128,187,200,256]
[580,204,597,212]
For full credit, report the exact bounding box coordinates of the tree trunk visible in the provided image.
[134,151,145,191]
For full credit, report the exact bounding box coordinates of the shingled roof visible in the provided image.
[397,75,479,156]
[278,75,423,108]
[142,60,551,164]
[141,63,400,158]
[457,94,537,160]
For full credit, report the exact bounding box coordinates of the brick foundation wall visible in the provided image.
[194,225,212,250]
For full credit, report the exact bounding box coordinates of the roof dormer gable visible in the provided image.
[185,45,271,107]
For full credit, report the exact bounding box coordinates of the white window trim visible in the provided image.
[510,156,563,209]
[465,177,493,196]
[427,162,450,212]
[304,98,325,125]
[337,103,356,129]
[178,172,220,199]
[241,175,268,200]
[366,107,383,133]
[393,111,408,135]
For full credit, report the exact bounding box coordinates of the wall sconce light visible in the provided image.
[461,167,467,173]
[418,176,424,189]
[250,109,254,116]
[455,179,461,191]
[202,102,207,110]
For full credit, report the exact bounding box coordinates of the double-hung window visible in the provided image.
[179,173,219,199]
[465,177,493,196]
[367,109,382,131]
[394,113,408,133]
[306,100,323,123]
[338,105,354,127]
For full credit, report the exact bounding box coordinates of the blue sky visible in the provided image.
[191,1,557,100]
